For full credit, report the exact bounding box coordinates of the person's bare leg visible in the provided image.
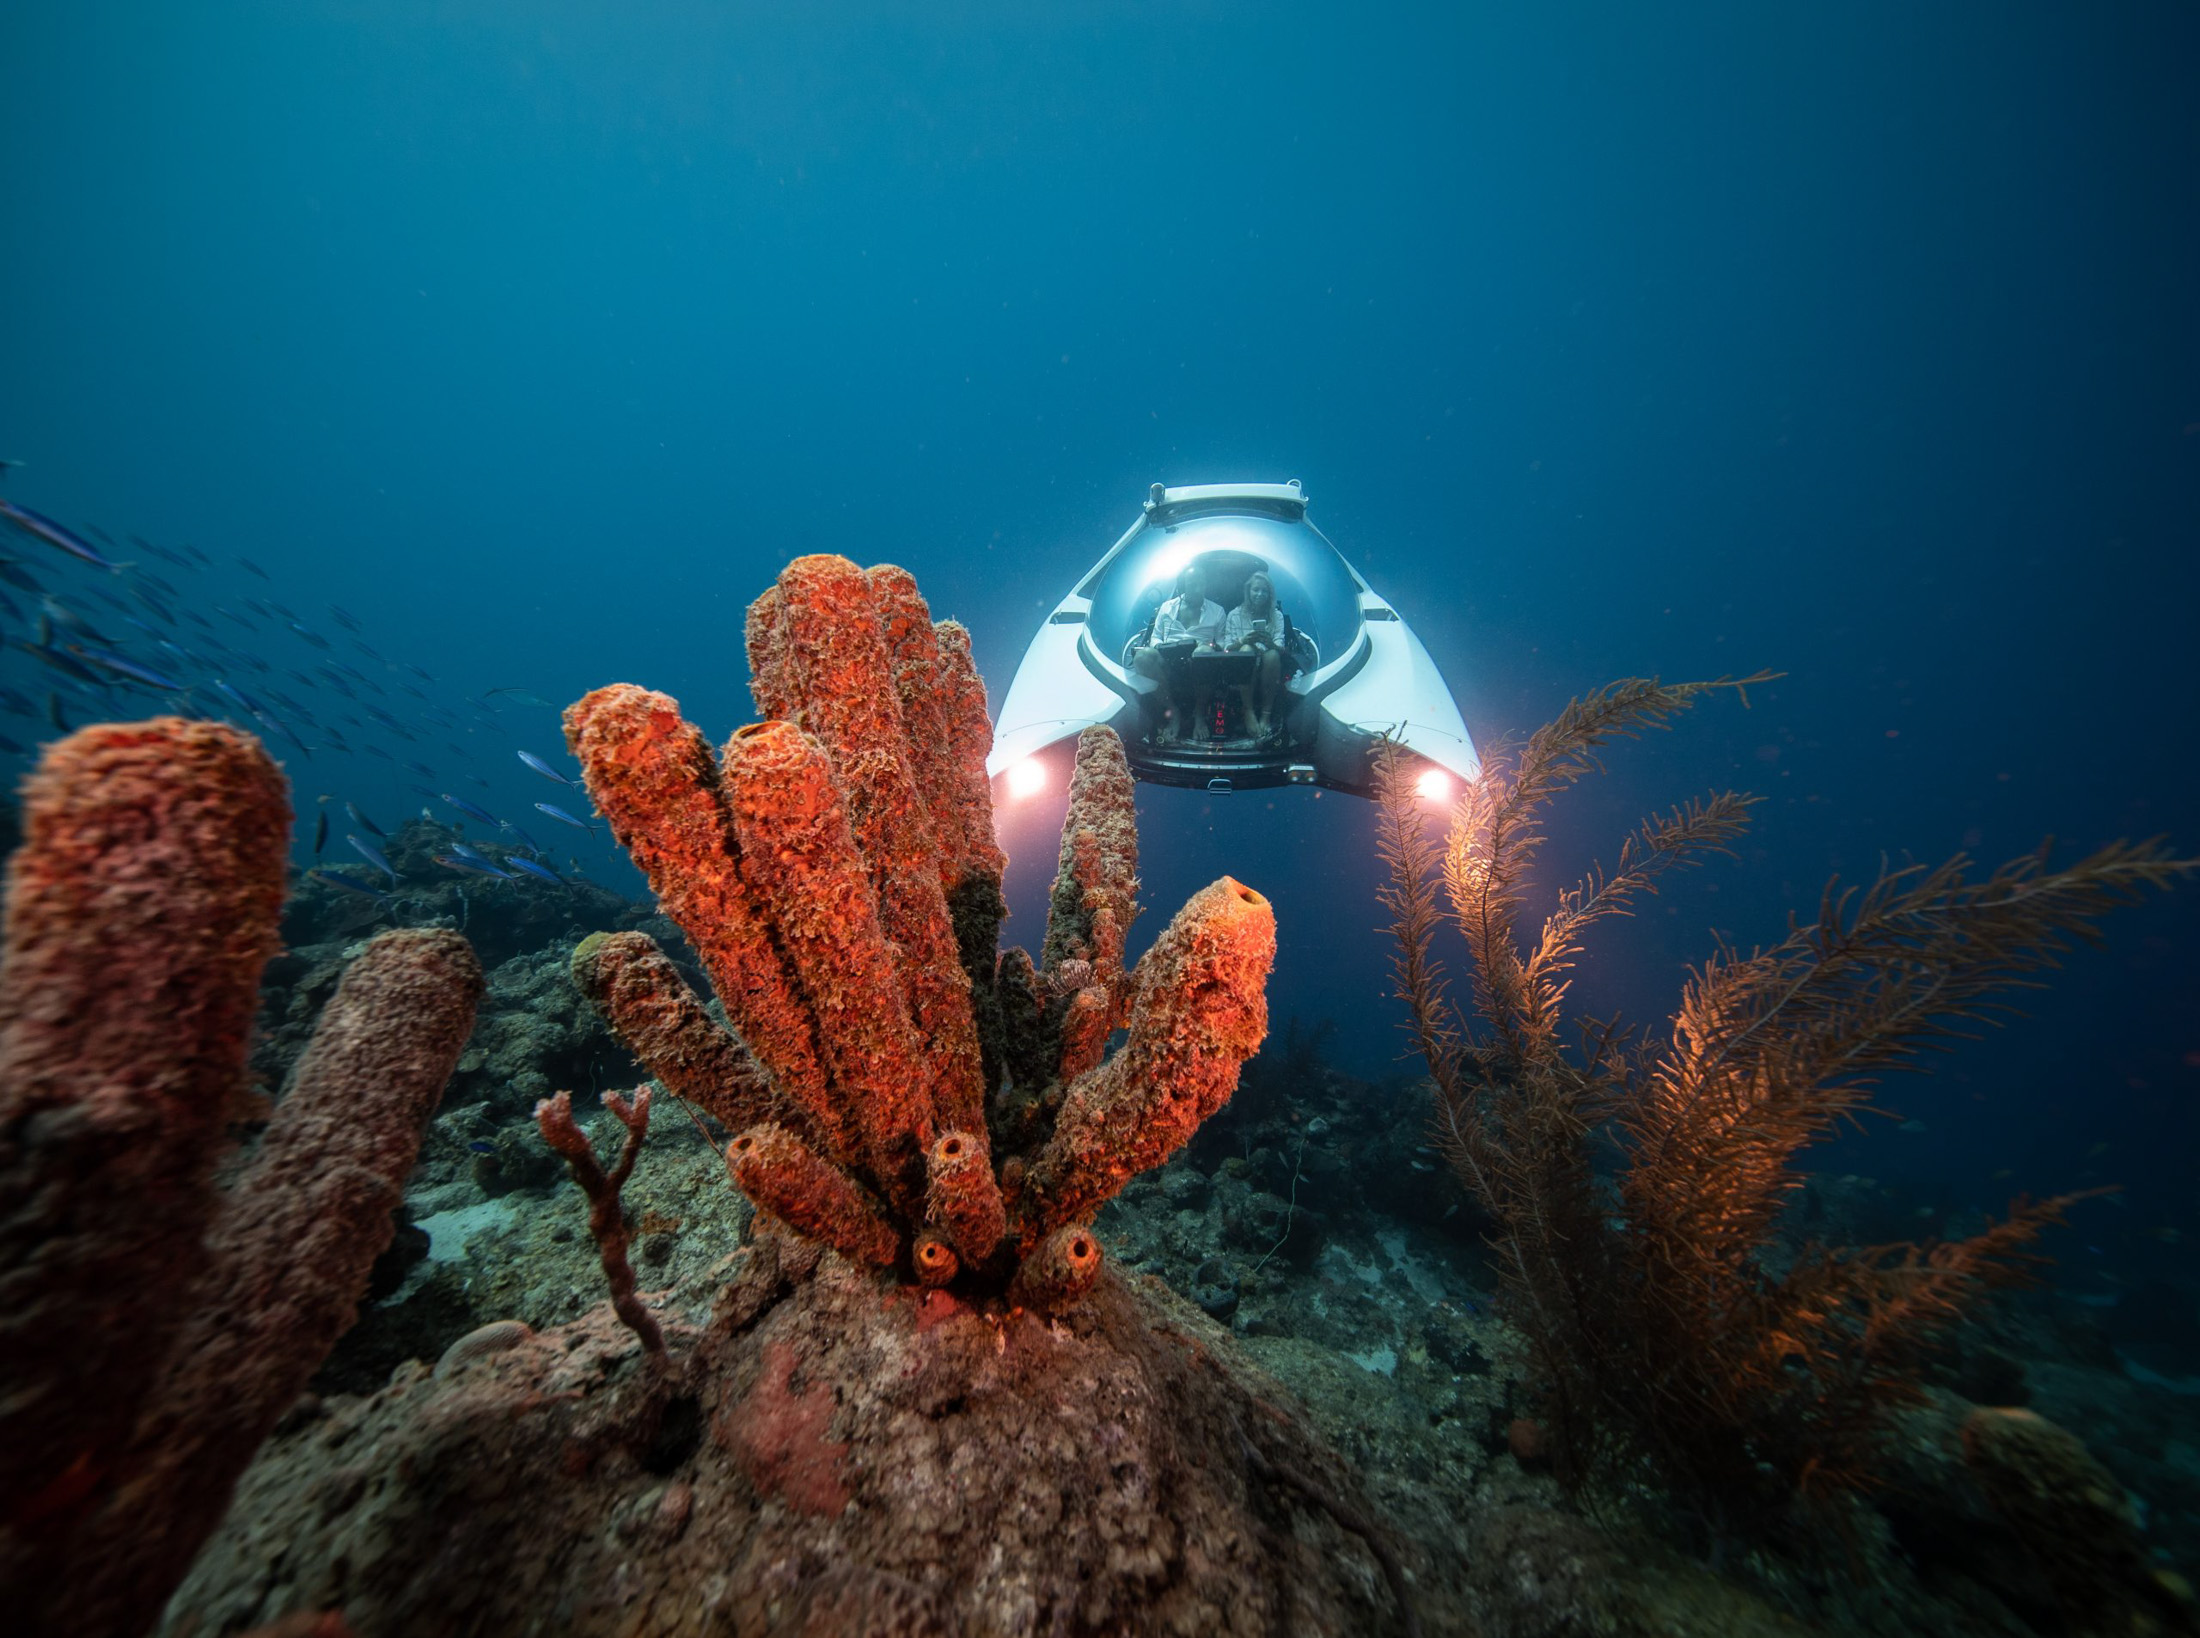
[1251,650,1282,736]
[1132,648,1177,741]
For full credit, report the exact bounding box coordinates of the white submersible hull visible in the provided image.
[988,480,1479,802]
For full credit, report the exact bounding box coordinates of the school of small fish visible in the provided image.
[0,490,617,907]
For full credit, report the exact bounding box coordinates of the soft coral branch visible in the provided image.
[538,1088,665,1359]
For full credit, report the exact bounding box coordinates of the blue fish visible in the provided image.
[434,853,514,881]
[68,644,182,692]
[0,557,44,593]
[534,802,599,836]
[307,868,391,905]
[40,597,114,643]
[289,623,331,650]
[441,793,499,826]
[129,535,194,569]
[449,841,493,864]
[517,749,577,787]
[257,710,313,761]
[0,498,124,570]
[346,800,386,838]
[16,641,104,686]
[236,555,271,581]
[348,834,397,883]
[329,604,362,632]
[213,677,267,717]
[504,855,565,885]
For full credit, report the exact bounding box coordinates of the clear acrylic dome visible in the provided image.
[1080,504,1364,671]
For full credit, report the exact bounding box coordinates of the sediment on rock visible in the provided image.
[168,1238,1428,1638]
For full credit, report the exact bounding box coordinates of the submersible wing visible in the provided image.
[988,480,1478,800]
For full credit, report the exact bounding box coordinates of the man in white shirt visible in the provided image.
[1151,564,1224,649]
[1132,563,1224,742]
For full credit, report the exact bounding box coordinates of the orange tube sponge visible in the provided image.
[930,620,1008,891]
[570,930,784,1138]
[993,946,1053,1100]
[867,570,1006,903]
[71,929,486,1634]
[1055,984,1113,1089]
[563,685,850,1166]
[1042,727,1139,984]
[911,1231,961,1288]
[727,1123,901,1270]
[743,584,797,724]
[1042,729,1141,1083]
[1008,1224,1106,1312]
[721,720,932,1211]
[925,1130,1008,1264]
[12,889,481,1638]
[1020,879,1275,1237]
[0,718,289,1526]
[175,931,485,1408]
[756,556,986,1136]
[866,565,961,877]
[931,620,1011,1048]
[572,564,1280,1312]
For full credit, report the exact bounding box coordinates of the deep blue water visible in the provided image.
[4,4,2196,1265]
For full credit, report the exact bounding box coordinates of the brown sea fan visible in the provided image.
[1376,678,2191,1514]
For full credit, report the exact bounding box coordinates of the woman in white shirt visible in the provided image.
[1222,571,1288,738]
